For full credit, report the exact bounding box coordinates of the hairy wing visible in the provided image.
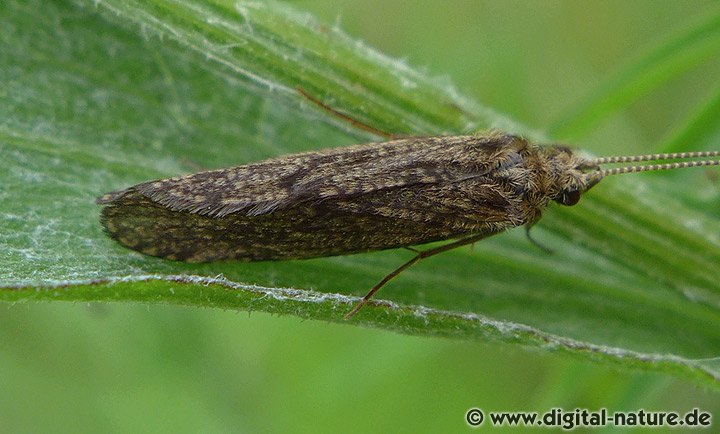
[99,181,511,262]
[97,133,527,217]
[98,133,532,261]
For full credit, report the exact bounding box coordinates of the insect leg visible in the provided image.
[296,87,396,139]
[344,232,497,319]
[524,225,554,254]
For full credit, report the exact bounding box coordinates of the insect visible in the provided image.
[97,125,720,318]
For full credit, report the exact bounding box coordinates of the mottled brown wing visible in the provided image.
[98,133,529,261]
[99,180,510,262]
[98,134,524,217]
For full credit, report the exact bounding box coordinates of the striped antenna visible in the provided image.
[590,150,720,165]
[589,151,720,177]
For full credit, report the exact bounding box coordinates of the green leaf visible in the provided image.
[549,10,720,139]
[2,0,719,388]
[660,83,720,153]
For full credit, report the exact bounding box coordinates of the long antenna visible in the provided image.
[601,160,720,177]
[590,151,720,165]
[589,151,720,177]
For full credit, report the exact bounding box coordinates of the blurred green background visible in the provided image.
[2,0,720,432]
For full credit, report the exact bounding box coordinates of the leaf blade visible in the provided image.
[1,0,719,387]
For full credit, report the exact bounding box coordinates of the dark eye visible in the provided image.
[558,189,581,206]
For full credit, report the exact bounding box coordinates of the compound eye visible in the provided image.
[559,189,581,206]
